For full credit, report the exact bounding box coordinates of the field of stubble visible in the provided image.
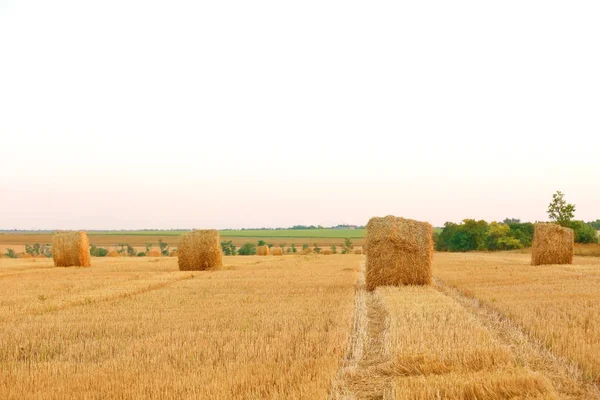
[1,252,599,399]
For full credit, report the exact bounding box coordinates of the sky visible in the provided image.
[1,0,599,230]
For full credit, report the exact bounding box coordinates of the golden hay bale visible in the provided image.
[353,248,363,255]
[271,246,284,256]
[178,230,222,271]
[531,223,574,266]
[302,247,313,255]
[107,250,120,257]
[321,248,333,255]
[52,231,91,267]
[23,253,34,259]
[257,245,270,256]
[365,215,433,290]
[146,250,161,257]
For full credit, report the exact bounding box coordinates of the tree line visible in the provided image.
[435,191,599,252]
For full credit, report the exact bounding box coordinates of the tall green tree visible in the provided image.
[547,191,575,227]
[220,240,236,255]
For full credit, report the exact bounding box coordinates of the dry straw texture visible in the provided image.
[271,247,284,256]
[107,251,120,257]
[353,248,363,255]
[321,249,333,255]
[257,245,270,256]
[169,250,178,257]
[531,223,574,265]
[52,231,91,267]
[365,215,433,290]
[146,250,161,257]
[178,230,223,271]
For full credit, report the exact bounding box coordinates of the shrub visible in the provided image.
[159,240,170,256]
[137,252,146,257]
[291,244,297,253]
[5,248,16,259]
[221,240,236,256]
[90,245,108,257]
[330,245,337,254]
[238,242,257,255]
[313,243,321,254]
[570,220,599,244]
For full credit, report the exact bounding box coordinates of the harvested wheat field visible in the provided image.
[0,255,358,399]
[1,252,600,399]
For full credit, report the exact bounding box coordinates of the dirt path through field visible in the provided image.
[434,277,600,399]
[330,261,394,399]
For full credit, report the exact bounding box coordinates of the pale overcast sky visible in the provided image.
[1,1,599,230]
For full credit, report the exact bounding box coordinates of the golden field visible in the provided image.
[0,255,358,399]
[0,252,599,399]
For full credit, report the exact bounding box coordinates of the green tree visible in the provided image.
[291,244,297,253]
[450,219,489,251]
[5,248,16,258]
[302,244,309,250]
[220,240,236,255]
[487,222,523,250]
[570,220,599,244]
[341,238,353,254]
[238,242,257,255]
[313,243,321,254]
[258,240,266,247]
[547,191,575,227]
[145,242,153,253]
[505,221,534,248]
[127,244,136,257]
[158,240,170,256]
[331,245,337,254]
[116,244,127,256]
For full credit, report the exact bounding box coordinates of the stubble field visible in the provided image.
[1,252,599,399]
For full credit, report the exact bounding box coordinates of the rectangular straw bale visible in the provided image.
[365,215,433,290]
[178,230,223,271]
[257,245,270,256]
[52,231,91,267]
[531,223,574,265]
[271,246,284,256]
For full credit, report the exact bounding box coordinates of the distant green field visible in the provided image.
[88,227,442,238]
[89,229,366,238]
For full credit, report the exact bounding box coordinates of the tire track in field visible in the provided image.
[330,261,393,400]
[434,277,600,399]
[0,272,196,322]
[0,265,56,280]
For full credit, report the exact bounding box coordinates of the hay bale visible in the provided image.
[52,231,91,267]
[178,230,222,271]
[321,248,333,255]
[353,248,363,255]
[302,247,313,255]
[170,250,178,257]
[531,223,574,265]
[107,250,120,257]
[257,245,270,256]
[271,246,284,256]
[365,215,433,290]
[146,250,161,257]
